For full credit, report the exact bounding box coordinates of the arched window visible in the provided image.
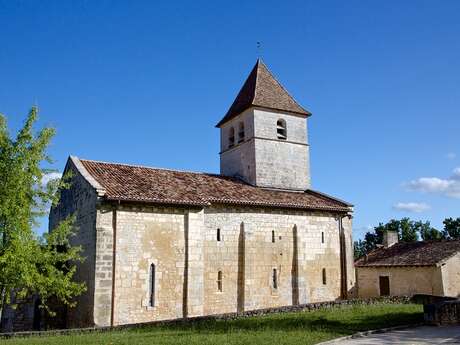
[217,271,223,292]
[272,268,278,289]
[277,119,287,140]
[322,268,327,285]
[228,127,235,148]
[149,264,156,307]
[217,228,221,242]
[238,122,245,143]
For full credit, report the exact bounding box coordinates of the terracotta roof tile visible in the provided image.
[355,240,460,267]
[78,159,351,212]
[216,59,311,127]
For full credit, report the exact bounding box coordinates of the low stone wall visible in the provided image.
[424,300,460,325]
[0,296,410,338]
[412,294,458,305]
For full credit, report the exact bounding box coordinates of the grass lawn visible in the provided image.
[1,303,423,345]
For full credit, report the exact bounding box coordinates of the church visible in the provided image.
[49,59,355,328]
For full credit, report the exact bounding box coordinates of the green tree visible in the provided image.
[353,239,366,259]
[398,218,418,242]
[0,107,85,322]
[354,218,421,259]
[415,221,442,241]
[442,217,460,239]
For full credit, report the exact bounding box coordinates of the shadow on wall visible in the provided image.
[291,225,299,306]
[237,222,245,314]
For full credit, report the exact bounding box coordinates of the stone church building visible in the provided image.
[49,59,355,328]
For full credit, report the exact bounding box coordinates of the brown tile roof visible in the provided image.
[216,59,311,127]
[355,240,460,267]
[77,158,351,212]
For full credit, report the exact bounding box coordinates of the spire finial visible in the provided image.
[256,41,262,60]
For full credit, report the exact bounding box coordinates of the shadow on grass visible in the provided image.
[131,307,424,337]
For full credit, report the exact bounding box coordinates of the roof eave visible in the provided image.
[216,105,311,128]
[102,196,350,213]
[103,196,210,208]
[69,156,106,197]
[355,264,437,268]
[306,189,354,208]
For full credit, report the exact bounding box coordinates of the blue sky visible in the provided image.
[1,1,459,238]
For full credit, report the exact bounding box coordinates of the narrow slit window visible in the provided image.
[149,264,156,307]
[272,230,276,243]
[238,122,245,143]
[322,268,327,285]
[217,228,221,242]
[228,127,235,148]
[321,232,325,244]
[272,268,278,289]
[276,119,287,139]
[217,271,223,292]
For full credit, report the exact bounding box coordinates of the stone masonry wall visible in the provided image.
[220,109,257,184]
[203,206,351,315]
[48,159,99,328]
[110,206,187,325]
[95,204,353,326]
[440,253,460,298]
[220,107,311,190]
[357,266,444,298]
[254,138,309,190]
[342,216,357,297]
[92,205,114,327]
[253,108,310,190]
[220,140,256,184]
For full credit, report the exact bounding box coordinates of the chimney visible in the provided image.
[383,230,398,248]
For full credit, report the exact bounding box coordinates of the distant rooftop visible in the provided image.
[355,240,460,267]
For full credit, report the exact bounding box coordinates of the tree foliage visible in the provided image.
[0,107,85,317]
[353,217,455,259]
[415,221,442,241]
[442,217,460,239]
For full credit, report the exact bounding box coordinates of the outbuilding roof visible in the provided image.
[355,240,460,267]
[72,157,352,212]
[216,59,311,127]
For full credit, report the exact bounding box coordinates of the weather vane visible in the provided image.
[257,41,262,59]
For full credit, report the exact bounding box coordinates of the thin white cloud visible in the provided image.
[405,167,460,198]
[353,225,374,238]
[453,168,460,179]
[446,152,456,160]
[393,202,430,213]
[42,172,62,186]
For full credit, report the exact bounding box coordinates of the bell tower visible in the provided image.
[217,59,311,191]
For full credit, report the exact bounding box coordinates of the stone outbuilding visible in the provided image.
[355,231,460,298]
[44,59,355,329]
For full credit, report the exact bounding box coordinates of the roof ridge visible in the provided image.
[79,157,221,177]
[306,189,353,207]
[252,59,260,104]
[255,60,310,115]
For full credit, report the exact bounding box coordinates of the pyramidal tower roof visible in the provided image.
[216,59,311,127]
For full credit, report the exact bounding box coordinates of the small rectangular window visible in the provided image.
[217,271,223,292]
[149,264,156,307]
[277,119,287,140]
[322,268,327,285]
[228,127,235,148]
[217,228,221,242]
[272,230,275,243]
[321,232,324,244]
[272,268,278,289]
